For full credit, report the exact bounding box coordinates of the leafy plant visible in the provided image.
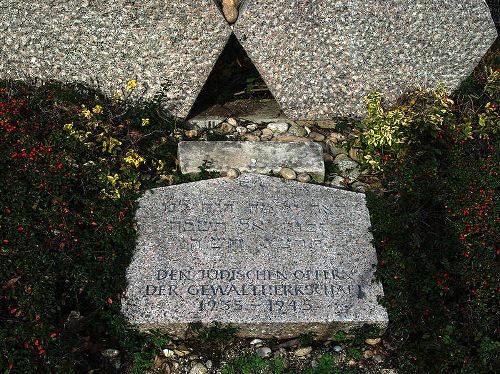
[0,80,177,372]
[222,354,286,374]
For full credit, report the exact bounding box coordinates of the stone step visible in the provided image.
[178,141,325,182]
[122,174,388,339]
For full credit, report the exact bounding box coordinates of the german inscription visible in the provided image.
[122,174,388,338]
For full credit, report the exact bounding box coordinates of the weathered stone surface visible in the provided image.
[0,0,231,118]
[178,141,325,182]
[122,174,388,339]
[234,0,497,119]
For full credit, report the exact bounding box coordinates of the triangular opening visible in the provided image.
[187,34,286,122]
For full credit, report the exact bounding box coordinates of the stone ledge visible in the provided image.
[178,141,325,182]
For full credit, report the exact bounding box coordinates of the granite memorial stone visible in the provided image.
[0,0,231,118]
[0,1,496,120]
[178,141,325,182]
[122,174,388,339]
[234,0,497,119]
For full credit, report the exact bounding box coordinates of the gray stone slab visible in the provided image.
[178,141,325,182]
[187,98,288,128]
[234,0,497,119]
[122,174,388,339]
[0,0,231,118]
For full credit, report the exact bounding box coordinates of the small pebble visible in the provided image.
[252,130,262,136]
[226,168,240,179]
[296,173,311,183]
[267,122,289,133]
[236,126,247,134]
[280,167,297,180]
[250,338,263,346]
[323,153,334,163]
[330,175,347,188]
[246,124,258,131]
[261,128,274,137]
[242,134,260,142]
[333,345,342,352]
[227,117,238,126]
[101,349,120,358]
[335,159,361,180]
[334,153,348,162]
[185,129,198,138]
[205,360,213,370]
[222,3,238,24]
[316,120,337,129]
[286,123,306,137]
[162,349,175,358]
[372,354,383,363]
[328,132,346,143]
[189,362,208,374]
[365,338,381,346]
[308,131,325,142]
[294,346,313,357]
[174,349,190,357]
[256,347,272,358]
[219,122,235,134]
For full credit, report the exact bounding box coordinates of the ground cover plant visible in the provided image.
[359,54,499,372]
[1,53,499,373]
[0,80,182,372]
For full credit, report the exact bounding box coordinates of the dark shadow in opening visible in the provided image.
[187,34,282,119]
[212,0,223,12]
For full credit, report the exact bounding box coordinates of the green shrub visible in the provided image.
[0,80,177,372]
[362,65,499,372]
[1,59,498,373]
[221,354,286,374]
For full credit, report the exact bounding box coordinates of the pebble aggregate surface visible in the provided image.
[1,1,495,120]
[0,0,231,118]
[234,0,497,119]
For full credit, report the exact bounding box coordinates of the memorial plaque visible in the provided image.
[122,174,388,339]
